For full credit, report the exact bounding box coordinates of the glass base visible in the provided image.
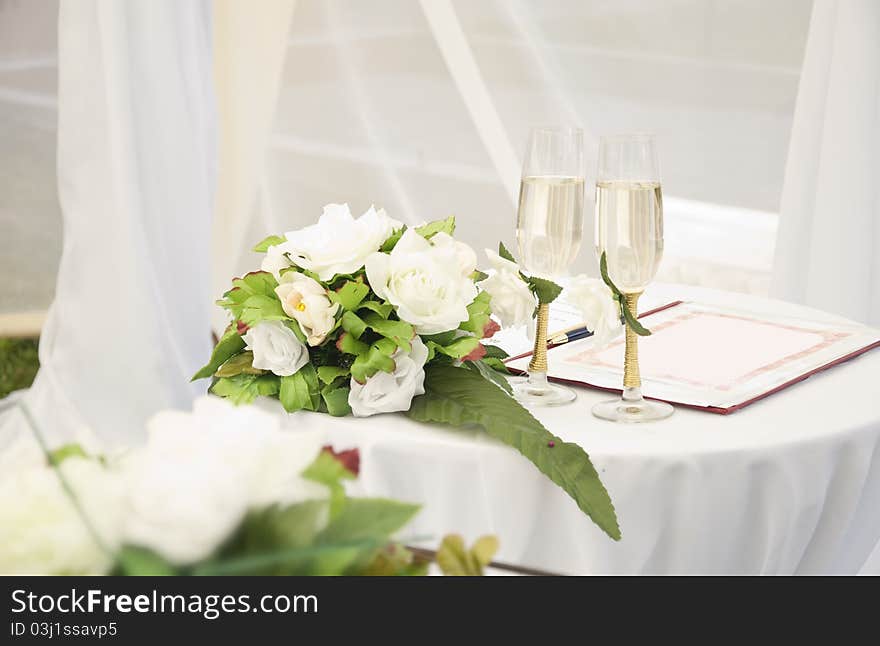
[511,373,576,407]
[592,392,674,423]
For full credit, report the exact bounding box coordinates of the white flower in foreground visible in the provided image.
[567,275,623,347]
[349,337,429,417]
[244,320,309,376]
[275,272,340,346]
[479,249,535,329]
[365,230,478,334]
[121,397,326,566]
[261,242,294,280]
[283,204,401,281]
[0,457,123,575]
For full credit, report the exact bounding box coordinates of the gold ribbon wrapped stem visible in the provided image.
[528,302,550,373]
[623,292,642,389]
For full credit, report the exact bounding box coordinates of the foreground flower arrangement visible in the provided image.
[1,397,498,576]
[194,204,621,540]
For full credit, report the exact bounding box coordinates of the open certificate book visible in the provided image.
[505,301,880,414]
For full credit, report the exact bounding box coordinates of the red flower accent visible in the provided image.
[482,319,501,339]
[236,320,249,335]
[462,343,487,362]
[322,445,360,476]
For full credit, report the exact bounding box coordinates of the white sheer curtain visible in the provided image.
[1,0,215,447]
[771,0,880,326]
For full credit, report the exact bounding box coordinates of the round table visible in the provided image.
[279,284,880,574]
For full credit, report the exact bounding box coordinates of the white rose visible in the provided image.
[244,320,309,376]
[567,275,623,347]
[121,397,327,565]
[0,457,123,575]
[349,337,429,417]
[479,249,535,329]
[283,203,402,281]
[261,242,294,280]
[365,230,478,334]
[275,272,340,346]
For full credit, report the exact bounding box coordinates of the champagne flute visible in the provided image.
[592,134,673,422]
[512,127,585,407]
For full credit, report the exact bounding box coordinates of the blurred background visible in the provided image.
[1,0,811,322]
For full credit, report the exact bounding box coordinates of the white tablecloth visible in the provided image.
[274,284,880,575]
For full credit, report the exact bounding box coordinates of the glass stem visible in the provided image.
[622,292,643,402]
[528,302,550,384]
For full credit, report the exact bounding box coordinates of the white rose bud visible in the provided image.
[275,272,340,346]
[365,230,478,334]
[567,275,623,347]
[243,320,309,376]
[479,249,535,329]
[283,204,402,281]
[349,337,429,417]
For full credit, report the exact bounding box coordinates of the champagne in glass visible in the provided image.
[592,135,673,422]
[512,128,584,407]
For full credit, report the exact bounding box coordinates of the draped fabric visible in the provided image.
[771,0,880,325]
[1,0,215,447]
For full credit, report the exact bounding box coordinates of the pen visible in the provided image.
[548,325,593,345]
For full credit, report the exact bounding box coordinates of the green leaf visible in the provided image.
[210,373,280,405]
[482,344,509,360]
[357,300,394,318]
[482,357,510,374]
[214,351,264,378]
[622,303,652,336]
[253,234,286,253]
[341,311,367,340]
[427,335,480,360]
[459,291,492,335]
[471,269,489,282]
[192,327,246,381]
[302,450,355,517]
[406,364,620,541]
[317,365,350,385]
[321,385,352,417]
[380,226,407,252]
[526,276,563,305]
[279,364,321,413]
[362,313,414,352]
[350,339,397,383]
[316,498,420,545]
[435,534,498,576]
[463,358,513,395]
[331,280,370,311]
[115,546,178,576]
[599,252,651,336]
[217,271,280,319]
[239,294,287,327]
[498,241,516,263]
[415,216,455,239]
[337,332,370,357]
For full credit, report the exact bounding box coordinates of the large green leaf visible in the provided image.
[427,335,480,360]
[316,498,420,545]
[115,546,178,576]
[406,364,620,540]
[350,338,397,383]
[239,294,287,327]
[357,300,394,318]
[214,351,263,378]
[321,384,352,417]
[192,328,246,381]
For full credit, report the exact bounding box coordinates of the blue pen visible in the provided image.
[548,326,593,345]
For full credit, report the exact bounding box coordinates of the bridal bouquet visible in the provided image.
[1,397,497,576]
[194,204,620,540]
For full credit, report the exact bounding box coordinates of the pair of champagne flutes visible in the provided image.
[512,127,673,423]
